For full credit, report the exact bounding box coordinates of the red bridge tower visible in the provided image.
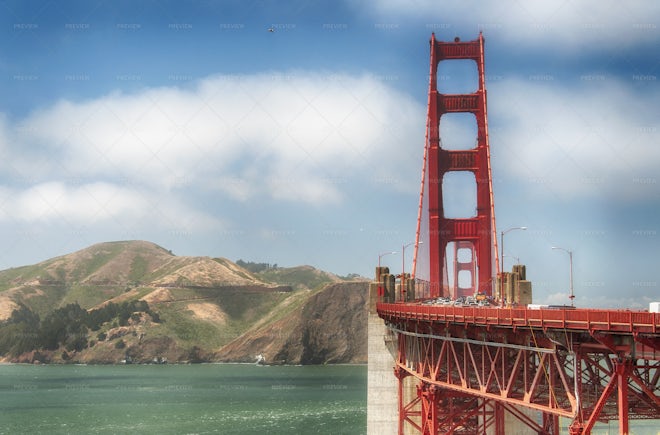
[426,33,498,299]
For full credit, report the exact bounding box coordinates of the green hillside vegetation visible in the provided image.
[220,262,342,343]
[0,300,159,357]
[0,241,366,364]
[252,264,340,290]
[150,287,294,349]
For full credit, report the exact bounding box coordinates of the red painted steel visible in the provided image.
[377,33,660,434]
[379,303,660,433]
[425,33,496,299]
[453,241,477,296]
[378,303,660,336]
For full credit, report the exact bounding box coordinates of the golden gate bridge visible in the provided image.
[373,33,660,435]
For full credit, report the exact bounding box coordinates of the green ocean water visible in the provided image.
[0,364,366,434]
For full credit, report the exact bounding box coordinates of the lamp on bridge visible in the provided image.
[378,251,396,269]
[500,226,527,304]
[552,246,574,307]
[401,240,422,278]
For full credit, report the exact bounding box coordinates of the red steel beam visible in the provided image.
[378,303,660,335]
[425,33,495,297]
[385,313,660,434]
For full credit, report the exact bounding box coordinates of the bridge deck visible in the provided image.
[377,302,660,335]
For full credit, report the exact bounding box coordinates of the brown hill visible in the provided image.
[0,240,268,318]
[0,241,368,364]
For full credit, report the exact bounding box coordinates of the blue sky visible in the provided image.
[0,0,658,309]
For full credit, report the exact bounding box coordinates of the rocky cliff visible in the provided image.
[215,281,368,364]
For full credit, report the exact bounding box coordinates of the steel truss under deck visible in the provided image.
[379,304,660,434]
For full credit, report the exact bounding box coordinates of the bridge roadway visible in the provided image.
[378,303,659,335]
[377,301,660,434]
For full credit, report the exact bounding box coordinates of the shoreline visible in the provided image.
[0,361,368,367]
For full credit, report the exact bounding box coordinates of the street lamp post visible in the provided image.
[552,246,574,306]
[402,242,414,280]
[402,241,423,278]
[378,251,396,269]
[500,226,527,304]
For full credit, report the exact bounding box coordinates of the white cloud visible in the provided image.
[537,291,572,306]
[0,71,424,225]
[0,182,142,222]
[366,0,659,49]
[491,77,660,200]
[0,181,220,232]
